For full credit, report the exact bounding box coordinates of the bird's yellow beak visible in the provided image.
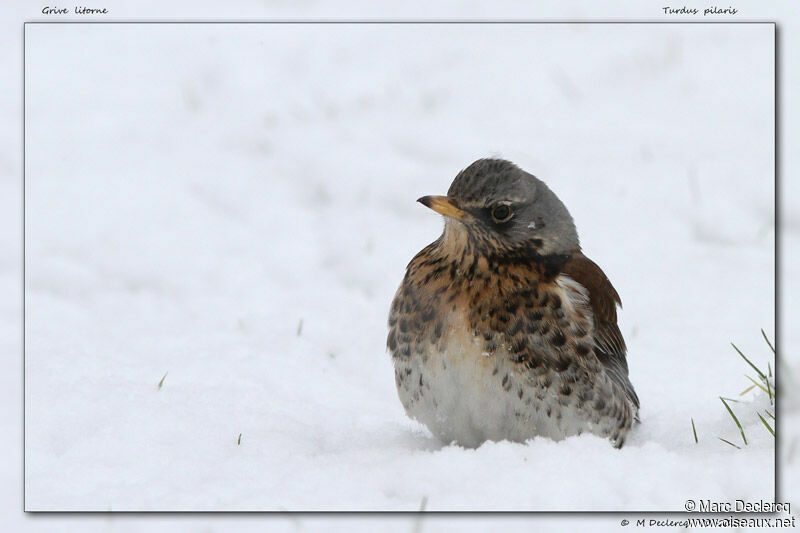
[417,195,467,220]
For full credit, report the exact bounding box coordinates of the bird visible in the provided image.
[387,158,639,448]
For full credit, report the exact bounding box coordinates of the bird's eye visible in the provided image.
[491,204,512,222]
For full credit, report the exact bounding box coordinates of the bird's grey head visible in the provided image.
[418,159,580,259]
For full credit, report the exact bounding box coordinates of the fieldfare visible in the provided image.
[387,159,639,448]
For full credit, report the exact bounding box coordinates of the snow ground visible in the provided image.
[21,21,777,512]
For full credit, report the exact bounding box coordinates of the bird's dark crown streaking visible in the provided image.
[388,158,639,448]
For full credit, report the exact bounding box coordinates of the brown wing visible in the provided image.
[562,252,639,412]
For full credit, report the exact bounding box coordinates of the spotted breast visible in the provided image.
[387,158,639,448]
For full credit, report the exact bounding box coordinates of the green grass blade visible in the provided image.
[766,374,773,405]
[743,375,769,395]
[413,495,429,533]
[720,396,742,403]
[766,410,774,420]
[718,437,741,449]
[757,413,775,437]
[761,329,775,354]
[731,343,766,380]
[720,397,747,445]
[158,372,168,390]
[691,418,698,443]
[419,495,428,512]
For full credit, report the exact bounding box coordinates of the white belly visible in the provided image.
[394,319,588,448]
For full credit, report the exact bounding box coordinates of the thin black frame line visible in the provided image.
[773,23,781,505]
[23,510,789,515]
[23,20,777,25]
[21,20,780,514]
[22,20,26,514]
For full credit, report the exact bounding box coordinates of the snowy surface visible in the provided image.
[21,20,778,514]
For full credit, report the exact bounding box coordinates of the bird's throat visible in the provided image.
[435,219,571,282]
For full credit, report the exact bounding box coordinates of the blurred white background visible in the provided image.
[1,0,798,530]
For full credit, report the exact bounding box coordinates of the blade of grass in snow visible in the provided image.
[761,329,775,354]
[413,495,429,533]
[731,343,766,380]
[691,418,698,443]
[743,375,769,395]
[720,396,742,403]
[720,397,747,445]
[158,372,168,390]
[766,373,773,405]
[757,413,774,437]
[718,437,741,450]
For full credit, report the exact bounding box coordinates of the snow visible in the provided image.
[25,20,775,510]
[20,21,778,513]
